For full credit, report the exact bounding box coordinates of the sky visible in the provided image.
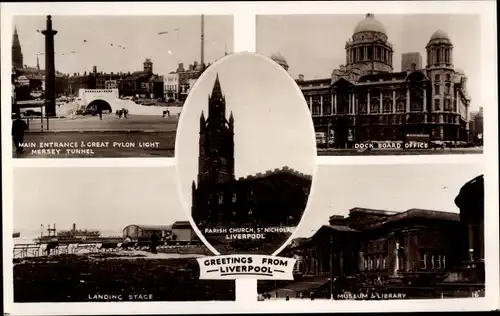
[13,167,187,237]
[294,162,485,238]
[13,163,484,241]
[256,14,481,112]
[175,53,317,210]
[13,15,233,76]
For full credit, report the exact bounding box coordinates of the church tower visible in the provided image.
[197,73,235,186]
[12,26,24,69]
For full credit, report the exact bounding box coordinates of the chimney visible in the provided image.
[194,61,198,69]
[73,223,76,233]
[298,74,304,81]
[329,215,345,226]
[93,66,97,74]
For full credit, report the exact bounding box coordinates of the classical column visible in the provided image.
[364,46,368,61]
[348,93,351,114]
[392,90,396,113]
[379,90,383,113]
[334,93,337,114]
[352,94,356,114]
[320,95,324,116]
[309,96,312,112]
[331,93,334,114]
[423,87,427,112]
[406,88,410,112]
[42,15,58,117]
[367,91,371,114]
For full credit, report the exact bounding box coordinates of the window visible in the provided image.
[445,84,450,95]
[396,98,406,113]
[384,99,392,113]
[431,255,435,269]
[434,84,440,95]
[420,253,427,269]
[444,99,452,111]
[436,255,442,269]
[435,74,440,82]
[434,99,441,111]
[446,74,451,81]
[232,193,237,202]
[382,257,387,269]
[371,98,379,113]
[218,193,223,204]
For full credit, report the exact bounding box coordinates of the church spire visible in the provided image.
[210,73,223,100]
[12,25,23,69]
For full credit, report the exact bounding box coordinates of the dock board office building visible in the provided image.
[271,14,473,148]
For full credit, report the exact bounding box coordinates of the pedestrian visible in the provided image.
[166,109,170,117]
[162,110,166,118]
[123,108,128,119]
[98,108,103,120]
[46,238,59,256]
[12,114,28,156]
[150,232,159,254]
[285,294,290,301]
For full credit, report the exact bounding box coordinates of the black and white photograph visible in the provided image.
[175,53,316,255]
[257,14,484,156]
[257,163,485,300]
[11,167,235,302]
[11,14,233,158]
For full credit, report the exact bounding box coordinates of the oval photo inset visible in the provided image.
[175,52,316,255]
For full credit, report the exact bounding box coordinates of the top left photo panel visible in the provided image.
[9,14,234,158]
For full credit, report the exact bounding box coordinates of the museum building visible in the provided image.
[191,75,312,229]
[270,175,485,298]
[273,14,472,148]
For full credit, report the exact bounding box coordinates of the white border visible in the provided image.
[2,1,498,314]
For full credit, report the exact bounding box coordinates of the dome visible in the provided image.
[354,13,386,34]
[430,29,450,41]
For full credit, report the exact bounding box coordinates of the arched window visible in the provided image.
[434,99,441,111]
[446,74,451,81]
[435,74,440,82]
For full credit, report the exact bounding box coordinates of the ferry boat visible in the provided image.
[34,223,121,244]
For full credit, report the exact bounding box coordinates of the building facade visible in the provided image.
[273,14,472,147]
[191,75,312,229]
[271,175,485,298]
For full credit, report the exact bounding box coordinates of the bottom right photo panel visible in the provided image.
[259,162,485,300]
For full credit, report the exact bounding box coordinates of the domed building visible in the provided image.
[270,52,289,71]
[295,13,472,148]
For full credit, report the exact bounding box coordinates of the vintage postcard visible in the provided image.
[256,14,484,156]
[2,1,498,315]
[9,14,233,158]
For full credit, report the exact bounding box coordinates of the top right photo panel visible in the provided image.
[256,14,483,156]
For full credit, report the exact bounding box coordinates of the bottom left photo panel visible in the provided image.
[10,166,235,302]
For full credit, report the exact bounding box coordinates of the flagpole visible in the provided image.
[201,14,205,71]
